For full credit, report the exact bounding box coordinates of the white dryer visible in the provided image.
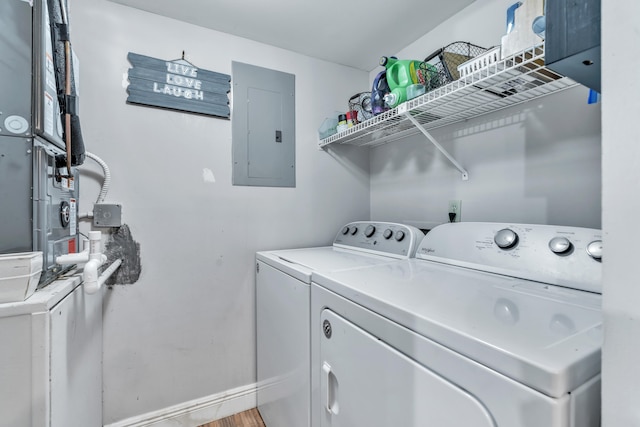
[311,222,603,427]
[256,221,424,427]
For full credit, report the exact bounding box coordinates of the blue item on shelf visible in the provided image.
[371,71,391,116]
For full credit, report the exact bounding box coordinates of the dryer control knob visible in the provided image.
[549,237,572,254]
[383,229,393,239]
[395,230,405,241]
[350,226,358,236]
[365,225,376,238]
[342,226,350,235]
[586,240,603,261]
[494,228,518,249]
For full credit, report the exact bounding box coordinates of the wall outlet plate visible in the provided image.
[93,204,122,227]
[448,200,462,222]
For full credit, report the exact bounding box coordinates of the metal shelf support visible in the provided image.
[402,110,469,181]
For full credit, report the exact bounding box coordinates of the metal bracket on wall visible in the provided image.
[401,108,469,181]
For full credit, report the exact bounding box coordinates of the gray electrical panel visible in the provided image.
[232,62,295,187]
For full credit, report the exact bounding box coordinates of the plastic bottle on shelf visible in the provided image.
[380,56,422,108]
[336,114,348,133]
[346,111,355,127]
[371,71,391,116]
[383,92,398,108]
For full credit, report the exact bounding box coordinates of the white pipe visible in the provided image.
[55,230,120,294]
[88,231,102,261]
[56,231,102,266]
[56,248,89,264]
[85,151,111,204]
[82,258,101,293]
[84,258,122,295]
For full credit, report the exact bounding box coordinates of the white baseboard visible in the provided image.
[104,383,257,427]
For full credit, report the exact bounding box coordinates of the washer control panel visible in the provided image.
[334,222,424,259]
[417,222,603,293]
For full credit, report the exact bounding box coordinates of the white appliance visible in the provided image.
[311,222,603,427]
[256,221,424,427]
[0,276,102,427]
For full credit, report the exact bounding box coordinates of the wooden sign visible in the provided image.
[126,52,230,118]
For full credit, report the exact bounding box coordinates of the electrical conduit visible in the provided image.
[85,151,111,204]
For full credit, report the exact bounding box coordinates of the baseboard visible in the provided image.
[104,383,257,427]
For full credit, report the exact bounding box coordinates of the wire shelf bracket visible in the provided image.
[400,105,469,181]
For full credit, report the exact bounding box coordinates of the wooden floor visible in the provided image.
[198,408,265,427]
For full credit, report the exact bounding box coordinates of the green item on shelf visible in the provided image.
[380,56,423,107]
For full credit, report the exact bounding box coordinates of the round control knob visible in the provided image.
[586,240,603,261]
[548,237,572,254]
[59,201,70,228]
[394,230,405,241]
[341,226,350,235]
[350,226,358,236]
[364,225,376,238]
[383,229,393,240]
[494,228,518,249]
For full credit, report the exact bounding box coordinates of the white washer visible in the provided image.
[256,221,424,427]
[311,222,603,427]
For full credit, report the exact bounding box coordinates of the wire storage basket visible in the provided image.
[348,92,373,124]
[418,42,489,92]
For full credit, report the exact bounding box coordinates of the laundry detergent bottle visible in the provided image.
[371,70,391,116]
[380,56,421,108]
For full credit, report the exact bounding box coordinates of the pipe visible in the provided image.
[55,230,121,294]
[82,258,101,294]
[55,248,89,265]
[60,0,73,175]
[88,231,103,261]
[84,258,122,295]
[56,231,101,265]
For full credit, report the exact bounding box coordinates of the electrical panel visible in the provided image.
[232,62,296,188]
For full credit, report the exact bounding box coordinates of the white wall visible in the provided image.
[369,0,601,229]
[69,1,370,423]
[601,0,640,425]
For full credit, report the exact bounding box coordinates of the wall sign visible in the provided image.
[126,52,230,118]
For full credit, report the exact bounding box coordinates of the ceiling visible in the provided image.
[108,0,475,71]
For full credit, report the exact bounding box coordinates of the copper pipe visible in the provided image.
[64,40,72,176]
[61,0,72,177]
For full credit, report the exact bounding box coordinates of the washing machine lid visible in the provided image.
[312,259,602,398]
[257,247,400,284]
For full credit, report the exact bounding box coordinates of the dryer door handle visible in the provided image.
[322,362,339,415]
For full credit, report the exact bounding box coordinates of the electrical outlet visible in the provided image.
[448,200,462,223]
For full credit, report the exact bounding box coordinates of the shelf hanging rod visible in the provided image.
[402,111,469,181]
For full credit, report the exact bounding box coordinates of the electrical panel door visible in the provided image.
[232,62,295,187]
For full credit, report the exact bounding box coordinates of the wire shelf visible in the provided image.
[319,45,578,149]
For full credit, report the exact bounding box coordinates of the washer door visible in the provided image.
[319,309,496,427]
